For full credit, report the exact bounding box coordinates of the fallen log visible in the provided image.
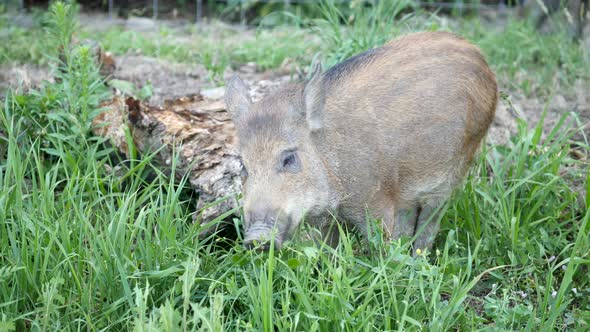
[92,93,244,232]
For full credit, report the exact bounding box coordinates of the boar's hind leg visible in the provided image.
[412,204,443,255]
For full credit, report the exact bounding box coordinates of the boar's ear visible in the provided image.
[303,62,325,131]
[225,75,251,122]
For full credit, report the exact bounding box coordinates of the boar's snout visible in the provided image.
[243,210,289,251]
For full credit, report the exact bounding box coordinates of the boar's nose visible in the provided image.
[243,218,281,251]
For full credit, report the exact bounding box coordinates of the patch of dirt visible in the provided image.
[0,63,52,94]
[0,53,295,102]
[113,54,207,106]
[109,54,296,106]
[491,82,590,146]
[518,81,589,142]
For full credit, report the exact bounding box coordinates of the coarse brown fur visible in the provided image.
[225,31,498,252]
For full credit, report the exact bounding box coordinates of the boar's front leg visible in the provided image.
[391,208,419,242]
[412,204,443,254]
[306,214,341,248]
[367,193,417,243]
[319,221,341,248]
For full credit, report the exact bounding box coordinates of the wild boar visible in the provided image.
[225,31,498,252]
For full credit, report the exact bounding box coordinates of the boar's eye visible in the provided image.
[278,149,301,173]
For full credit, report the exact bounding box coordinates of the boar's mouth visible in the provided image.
[243,216,293,251]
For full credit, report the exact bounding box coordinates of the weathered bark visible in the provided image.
[92,94,243,231]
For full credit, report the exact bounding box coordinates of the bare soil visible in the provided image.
[0,63,53,94]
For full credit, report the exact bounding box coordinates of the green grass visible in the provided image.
[462,19,590,97]
[1,1,589,331]
[0,24,46,65]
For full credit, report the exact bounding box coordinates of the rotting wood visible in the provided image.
[92,94,243,234]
